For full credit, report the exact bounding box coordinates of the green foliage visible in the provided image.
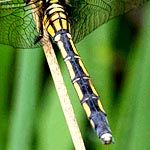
[0,2,150,150]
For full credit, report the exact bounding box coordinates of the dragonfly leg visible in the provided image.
[34,11,44,44]
[29,1,44,44]
[34,34,43,44]
[24,0,31,4]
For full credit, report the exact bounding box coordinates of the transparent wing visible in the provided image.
[0,0,42,48]
[0,0,149,48]
[69,0,149,43]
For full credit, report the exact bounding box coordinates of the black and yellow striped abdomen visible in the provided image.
[43,2,113,144]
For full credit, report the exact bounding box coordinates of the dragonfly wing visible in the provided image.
[0,0,42,48]
[0,0,149,48]
[69,0,149,43]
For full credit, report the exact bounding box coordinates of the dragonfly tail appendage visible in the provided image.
[43,2,113,144]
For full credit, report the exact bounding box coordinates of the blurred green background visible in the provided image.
[0,3,150,150]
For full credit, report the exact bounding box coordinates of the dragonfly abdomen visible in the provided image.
[56,32,113,144]
[43,2,113,144]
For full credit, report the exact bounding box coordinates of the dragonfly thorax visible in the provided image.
[43,2,70,40]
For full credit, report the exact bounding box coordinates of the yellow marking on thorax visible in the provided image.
[43,16,49,27]
[50,0,60,4]
[60,12,67,19]
[51,13,59,21]
[47,25,55,37]
[49,7,64,15]
[53,19,62,32]
[43,16,55,37]
[61,19,67,30]
[73,82,84,100]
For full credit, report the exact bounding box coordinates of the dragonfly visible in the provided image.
[0,0,149,145]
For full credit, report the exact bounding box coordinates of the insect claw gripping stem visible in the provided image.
[34,35,43,44]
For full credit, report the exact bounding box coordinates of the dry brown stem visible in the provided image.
[30,2,86,150]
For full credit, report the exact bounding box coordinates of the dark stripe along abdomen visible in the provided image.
[43,2,113,144]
